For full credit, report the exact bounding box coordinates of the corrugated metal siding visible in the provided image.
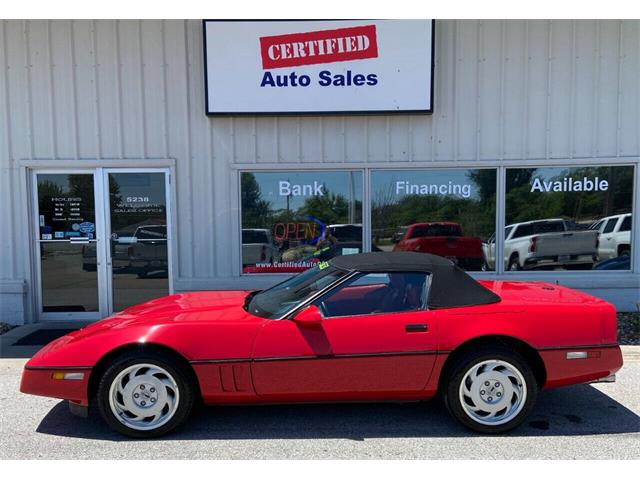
[0,19,639,307]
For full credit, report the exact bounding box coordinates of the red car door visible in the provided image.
[251,273,439,402]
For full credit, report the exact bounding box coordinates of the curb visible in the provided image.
[620,345,640,362]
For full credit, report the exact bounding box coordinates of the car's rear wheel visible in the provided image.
[443,348,538,433]
[508,255,521,271]
[97,351,195,438]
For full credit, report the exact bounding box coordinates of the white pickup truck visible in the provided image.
[127,225,168,276]
[242,228,280,266]
[81,224,167,276]
[590,213,632,260]
[483,218,599,271]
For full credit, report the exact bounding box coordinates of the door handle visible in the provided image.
[405,324,428,333]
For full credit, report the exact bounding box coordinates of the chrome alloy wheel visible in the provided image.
[458,359,527,426]
[108,363,180,431]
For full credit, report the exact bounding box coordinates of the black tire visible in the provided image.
[507,254,521,271]
[619,247,630,257]
[137,268,149,278]
[442,347,538,434]
[96,351,196,438]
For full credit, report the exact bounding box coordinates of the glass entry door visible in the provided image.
[35,172,103,319]
[33,169,171,320]
[106,171,170,312]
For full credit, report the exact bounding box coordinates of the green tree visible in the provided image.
[298,190,351,225]
[467,169,497,203]
[241,173,272,227]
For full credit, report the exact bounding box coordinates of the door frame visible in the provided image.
[29,167,174,322]
[31,168,106,321]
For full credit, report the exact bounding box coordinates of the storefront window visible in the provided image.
[504,165,634,272]
[371,169,497,271]
[241,171,363,273]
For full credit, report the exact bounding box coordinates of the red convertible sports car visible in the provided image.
[21,252,623,437]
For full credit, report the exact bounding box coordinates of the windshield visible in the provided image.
[532,221,565,234]
[410,224,461,238]
[246,263,349,319]
[242,230,269,244]
[329,225,362,242]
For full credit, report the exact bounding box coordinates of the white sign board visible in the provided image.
[203,20,435,115]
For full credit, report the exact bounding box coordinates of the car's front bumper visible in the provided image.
[20,366,91,406]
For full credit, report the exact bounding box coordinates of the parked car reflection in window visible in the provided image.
[240,171,363,274]
[371,169,497,272]
[504,166,634,271]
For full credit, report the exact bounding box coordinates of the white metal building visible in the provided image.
[0,19,638,325]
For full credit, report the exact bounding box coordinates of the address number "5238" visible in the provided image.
[126,196,149,203]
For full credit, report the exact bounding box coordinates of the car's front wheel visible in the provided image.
[443,348,538,433]
[96,351,195,438]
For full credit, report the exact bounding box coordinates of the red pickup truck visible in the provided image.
[392,222,484,271]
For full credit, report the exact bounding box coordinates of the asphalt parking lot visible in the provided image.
[1,355,639,460]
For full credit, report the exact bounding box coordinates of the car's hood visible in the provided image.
[70,290,253,338]
[122,290,251,317]
[28,290,261,367]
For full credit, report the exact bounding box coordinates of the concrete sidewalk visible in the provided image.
[621,345,640,362]
[0,321,92,358]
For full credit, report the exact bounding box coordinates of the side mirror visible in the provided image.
[292,305,323,326]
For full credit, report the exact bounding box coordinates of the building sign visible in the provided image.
[395,180,473,198]
[259,24,379,70]
[529,176,609,193]
[203,20,435,115]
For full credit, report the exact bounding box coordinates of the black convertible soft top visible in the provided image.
[329,252,501,309]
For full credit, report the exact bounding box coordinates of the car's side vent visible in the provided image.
[219,364,251,392]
